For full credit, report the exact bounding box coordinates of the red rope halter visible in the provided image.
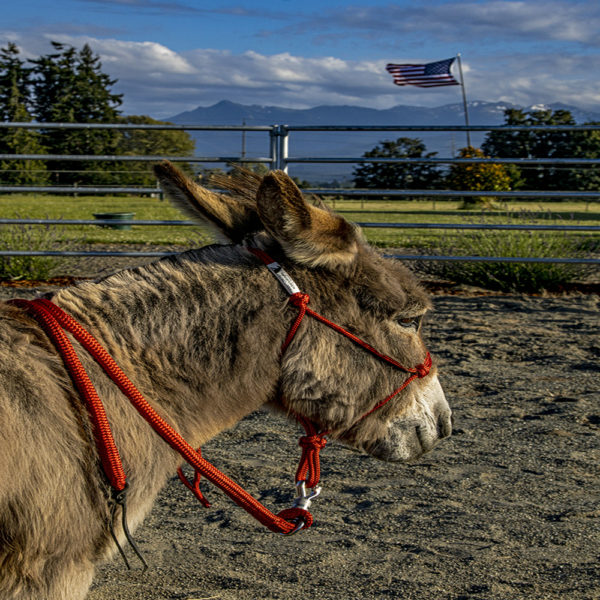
[8,248,431,548]
[247,247,432,422]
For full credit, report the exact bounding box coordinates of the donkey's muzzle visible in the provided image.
[367,374,451,463]
[437,408,453,440]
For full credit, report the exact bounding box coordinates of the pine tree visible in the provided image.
[29,42,78,123]
[0,42,32,118]
[73,44,122,122]
[0,43,48,185]
[29,42,123,185]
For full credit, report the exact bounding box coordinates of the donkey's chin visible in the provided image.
[366,377,452,463]
[367,420,443,462]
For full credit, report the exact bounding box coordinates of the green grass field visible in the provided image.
[329,198,600,248]
[0,194,205,246]
[1,193,598,250]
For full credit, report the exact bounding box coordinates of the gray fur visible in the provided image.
[0,163,451,599]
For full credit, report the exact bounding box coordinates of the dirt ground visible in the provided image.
[1,256,598,600]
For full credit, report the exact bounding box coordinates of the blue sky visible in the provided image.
[2,0,599,118]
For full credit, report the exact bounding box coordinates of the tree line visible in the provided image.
[353,108,600,199]
[0,42,194,186]
[2,40,598,195]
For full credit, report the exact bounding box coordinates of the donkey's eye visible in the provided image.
[396,316,421,330]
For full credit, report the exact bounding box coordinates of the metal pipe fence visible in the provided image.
[2,218,599,232]
[1,121,599,265]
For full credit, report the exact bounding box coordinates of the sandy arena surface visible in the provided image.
[1,256,598,600]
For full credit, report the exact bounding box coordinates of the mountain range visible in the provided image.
[167,100,600,183]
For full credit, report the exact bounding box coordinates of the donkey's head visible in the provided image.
[154,161,451,462]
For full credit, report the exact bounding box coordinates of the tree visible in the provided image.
[0,43,48,185]
[352,138,442,190]
[0,102,49,185]
[29,42,123,185]
[567,121,600,192]
[112,115,195,186]
[0,42,33,119]
[446,146,512,208]
[482,108,580,191]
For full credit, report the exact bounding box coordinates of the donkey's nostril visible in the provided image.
[437,411,452,439]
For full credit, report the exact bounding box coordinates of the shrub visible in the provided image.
[422,211,595,292]
[446,146,512,209]
[0,220,73,280]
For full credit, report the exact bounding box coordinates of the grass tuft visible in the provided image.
[0,219,75,281]
[422,210,596,292]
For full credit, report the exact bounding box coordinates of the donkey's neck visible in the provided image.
[50,245,287,447]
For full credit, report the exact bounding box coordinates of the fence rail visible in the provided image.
[2,218,599,232]
[0,249,596,265]
[1,121,599,265]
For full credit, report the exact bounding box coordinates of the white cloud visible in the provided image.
[487,53,600,110]
[50,35,196,75]
[92,42,397,116]
[106,42,600,116]
[441,1,600,44]
[1,34,599,117]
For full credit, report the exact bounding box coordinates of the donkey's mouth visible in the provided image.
[366,408,452,463]
[366,424,425,462]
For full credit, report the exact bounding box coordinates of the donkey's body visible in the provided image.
[0,164,451,599]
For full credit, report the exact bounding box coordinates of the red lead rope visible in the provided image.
[9,249,431,540]
[9,297,308,535]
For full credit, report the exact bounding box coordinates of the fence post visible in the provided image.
[270,125,279,171]
[278,125,289,173]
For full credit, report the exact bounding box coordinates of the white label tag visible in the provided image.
[265,262,301,296]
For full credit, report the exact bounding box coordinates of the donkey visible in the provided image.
[0,161,451,599]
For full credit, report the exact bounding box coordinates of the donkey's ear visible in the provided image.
[153,160,261,243]
[256,171,360,269]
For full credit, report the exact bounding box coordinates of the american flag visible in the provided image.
[386,58,459,88]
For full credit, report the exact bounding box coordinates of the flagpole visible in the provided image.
[455,53,471,147]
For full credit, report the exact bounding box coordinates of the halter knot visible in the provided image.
[299,434,327,452]
[414,352,432,379]
[288,292,310,308]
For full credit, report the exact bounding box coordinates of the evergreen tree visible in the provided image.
[0,43,48,185]
[482,108,579,191]
[352,138,442,190]
[0,42,32,118]
[29,42,123,185]
[29,42,78,125]
[73,44,122,123]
